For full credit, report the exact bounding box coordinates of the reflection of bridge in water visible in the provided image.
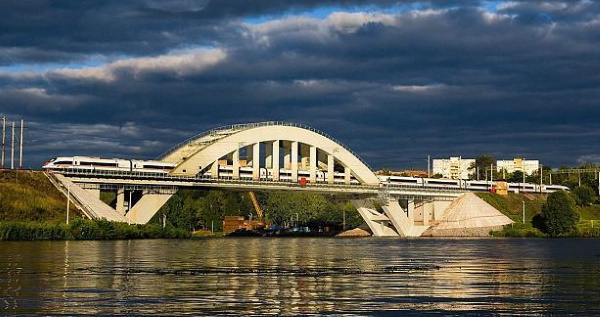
[46,122,509,237]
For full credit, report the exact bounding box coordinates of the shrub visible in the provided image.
[572,185,596,206]
[540,191,579,237]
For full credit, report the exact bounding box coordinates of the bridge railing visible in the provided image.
[156,121,373,171]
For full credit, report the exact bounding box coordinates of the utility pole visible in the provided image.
[1,116,5,169]
[539,165,543,194]
[19,119,23,169]
[427,155,431,177]
[10,121,15,169]
[128,191,132,225]
[67,184,71,225]
[522,170,525,194]
[522,201,525,224]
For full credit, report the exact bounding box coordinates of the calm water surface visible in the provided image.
[1,238,599,315]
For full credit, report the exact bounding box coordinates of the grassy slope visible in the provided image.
[477,192,600,226]
[0,170,79,222]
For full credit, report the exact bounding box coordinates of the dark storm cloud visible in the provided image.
[0,0,501,64]
[1,0,599,169]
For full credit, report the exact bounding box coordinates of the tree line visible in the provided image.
[152,189,364,232]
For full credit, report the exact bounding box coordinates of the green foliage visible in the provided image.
[508,170,525,183]
[0,219,190,241]
[152,190,252,232]
[540,191,579,237]
[572,185,595,206]
[0,221,70,240]
[151,189,365,231]
[490,223,545,237]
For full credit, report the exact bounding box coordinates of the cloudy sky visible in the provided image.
[1,0,599,170]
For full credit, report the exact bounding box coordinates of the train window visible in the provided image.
[80,161,118,167]
[144,165,172,169]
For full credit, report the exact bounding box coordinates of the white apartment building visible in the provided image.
[496,158,539,175]
[432,157,475,180]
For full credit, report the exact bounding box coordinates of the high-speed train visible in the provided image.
[378,175,570,194]
[42,156,175,174]
[213,165,361,185]
[42,156,570,193]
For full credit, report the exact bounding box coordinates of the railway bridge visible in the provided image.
[47,122,511,237]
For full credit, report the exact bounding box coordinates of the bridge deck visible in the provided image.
[54,169,466,200]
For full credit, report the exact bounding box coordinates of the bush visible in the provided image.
[572,185,596,206]
[0,221,70,240]
[540,191,579,237]
[0,219,191,241]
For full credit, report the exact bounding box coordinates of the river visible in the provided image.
[0,238,599,315]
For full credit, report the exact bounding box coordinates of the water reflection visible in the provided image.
[0,238,599,314]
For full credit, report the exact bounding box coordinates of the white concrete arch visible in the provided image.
[161,122,380,185]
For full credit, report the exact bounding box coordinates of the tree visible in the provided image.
[471,155,495,180]
[508,170,525,183]
[572,185,595,206]
[540,191,579,237]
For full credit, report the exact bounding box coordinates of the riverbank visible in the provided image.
[0,219,190,241]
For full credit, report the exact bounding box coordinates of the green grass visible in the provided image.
[489,223,546,237]
[480,192,600,237]
[0,170,78,222]
[477,193,546,224]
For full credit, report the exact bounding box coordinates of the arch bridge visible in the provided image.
[48,122,485,237]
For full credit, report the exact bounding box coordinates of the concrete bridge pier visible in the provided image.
[352,199,399,237]
[352,197,457,237]
[126,190,176,224]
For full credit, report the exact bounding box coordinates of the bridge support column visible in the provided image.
[309,146,317,183]
[252,142,260,180]
[116,187,125,215]
[272,140,280,181]
[233,148,240,179]
[352,198,431,237]
[344,166,351,185]
[211,161,219,179]
[407,199,414,219]
[327,154,334,184]
[265,141,273,169]
[380,198,413,237]
[291,141,298,182]
[283,141,291,170]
